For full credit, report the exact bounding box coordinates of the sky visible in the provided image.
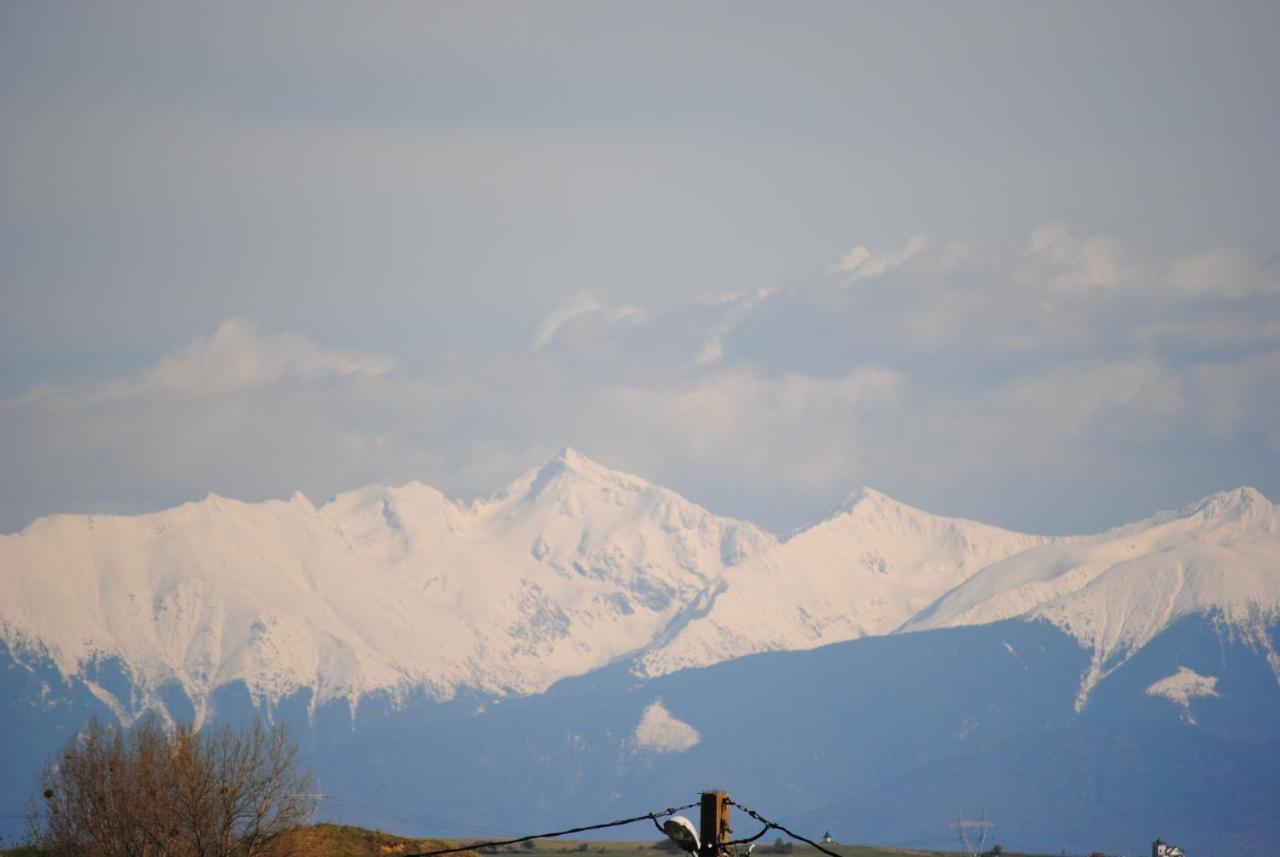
[2,1,1279,536]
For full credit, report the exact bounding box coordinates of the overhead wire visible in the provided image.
[400,802,700,857]
[316,795,884,857]
[727,801,845,857]
[722,822,773,847]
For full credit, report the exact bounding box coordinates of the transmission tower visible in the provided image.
[950,806,993,857]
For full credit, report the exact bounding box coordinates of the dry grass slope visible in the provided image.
[270,822,455,856]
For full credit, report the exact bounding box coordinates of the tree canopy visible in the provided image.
[30,715,314,857]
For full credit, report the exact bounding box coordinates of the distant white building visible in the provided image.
[1152,839,1185,857]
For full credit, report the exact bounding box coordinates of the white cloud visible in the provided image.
[976,356,1185,447]
[530,291,647,350]
[531,292,603,350]
[692,289,774,367]
[1166,246,1278,300]
[3,223,1277,536]
[1022,224,1277,304]
[817,353,1220,536]
[868,356,1190,494]
[823,225,1280,362]
[529,226,1277,382]
[16,318,396,405]
[831,233,929,283]
[599,366,903,496]
[1023,223,1128,292]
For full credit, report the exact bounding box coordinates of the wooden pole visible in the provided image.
[700,791,731,857]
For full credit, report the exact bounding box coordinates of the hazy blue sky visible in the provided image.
[3,1,1278,535]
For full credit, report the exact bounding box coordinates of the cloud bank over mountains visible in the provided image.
[1,225,1276,536]
[16,317,396,404]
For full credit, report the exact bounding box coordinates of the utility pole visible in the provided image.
[700,791,731,857]
[951,806,993,857]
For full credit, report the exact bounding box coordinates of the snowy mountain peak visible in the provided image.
[906,486,1280,710]
[839,485,883,508]
[547,446,638,484]
[1181,486,1272,524]
[836,486,955,530]
[636,487,1050,677]
[553,444,592,469]
[0,452,776,724]
[485,447,649,509]
[527,446,610,488]
[4,460,1278,729]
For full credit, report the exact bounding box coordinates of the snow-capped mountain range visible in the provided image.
[906,485,1280,708]
[2,448,1277,725]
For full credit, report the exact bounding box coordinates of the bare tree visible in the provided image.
[31,715,314,857]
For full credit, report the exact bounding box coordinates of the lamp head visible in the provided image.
[662,816,700,853]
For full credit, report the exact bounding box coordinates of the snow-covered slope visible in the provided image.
[1146,666,1221,724]
[636,487,1051,676]
[0,449,773,723]
[3,446,1277,725]
[906,487,1280,709]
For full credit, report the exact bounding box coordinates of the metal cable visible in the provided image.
[727,801,845,857]
[723,823,772,847]
[401,802,700,857]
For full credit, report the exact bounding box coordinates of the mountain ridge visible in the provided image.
[634,483,1055,676]
[1,448,1276,726]
[0,448,776,724]
[905,484,1280,708]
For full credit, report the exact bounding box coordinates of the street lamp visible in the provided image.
[662,816,700,853]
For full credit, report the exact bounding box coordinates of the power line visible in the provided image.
[400,802,700,857]
[951,806,993,857]
[727,801,844,857]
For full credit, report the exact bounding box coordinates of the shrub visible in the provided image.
[30,715,314,857]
